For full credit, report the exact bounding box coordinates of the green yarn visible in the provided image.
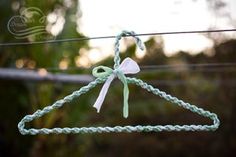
[116,69,129,118]
[18,30,220,135]
[92,66,113,78]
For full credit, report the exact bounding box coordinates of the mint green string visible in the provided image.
[18,30,220,135]
[116,70,129,118]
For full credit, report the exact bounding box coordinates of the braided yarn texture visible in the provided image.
[18,30,220,135]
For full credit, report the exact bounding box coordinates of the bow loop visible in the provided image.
[118,57,140,74]
[92,66,113,78]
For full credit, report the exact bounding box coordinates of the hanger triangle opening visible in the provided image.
[18,75,220,135]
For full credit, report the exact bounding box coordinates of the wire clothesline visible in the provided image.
[1,28,236,46]
[42,62,236,72]
[0,62,235,84]
[0,67,236,86]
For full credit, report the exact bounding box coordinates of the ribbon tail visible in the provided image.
[93,75,115,112]
[123,81,129,118]
[118,72,129,118]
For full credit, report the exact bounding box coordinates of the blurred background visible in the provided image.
[0,0,236,157]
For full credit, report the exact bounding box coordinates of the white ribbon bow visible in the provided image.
[93,57,140,117]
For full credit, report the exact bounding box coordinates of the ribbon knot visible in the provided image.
[112,68,120,75]
[92,57,140,118]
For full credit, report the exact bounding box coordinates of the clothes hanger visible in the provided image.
[18,30,220,135]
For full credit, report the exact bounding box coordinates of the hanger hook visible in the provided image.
[113,30,145,69]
